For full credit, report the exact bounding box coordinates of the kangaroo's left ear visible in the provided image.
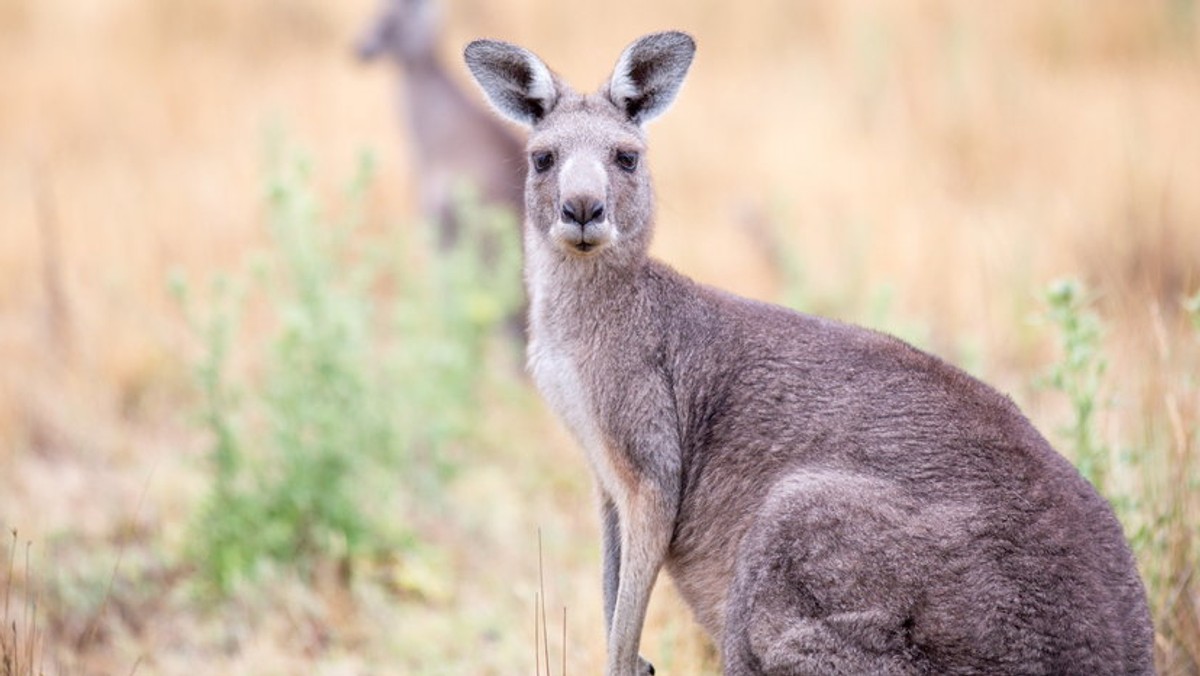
[607,31,696,126]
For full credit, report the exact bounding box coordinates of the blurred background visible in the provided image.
[1,0,1198,673]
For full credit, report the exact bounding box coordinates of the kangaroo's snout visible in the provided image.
[561,196,605,226]
[552,153,613,253]
[553,194,612,253]
[556,214,611,254]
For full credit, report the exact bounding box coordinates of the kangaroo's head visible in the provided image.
[356,0,440,63]
[465,32,695,268]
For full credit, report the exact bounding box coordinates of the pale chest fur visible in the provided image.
[527,326,631,506]
[528,337,597,454]
[525,249,633,504]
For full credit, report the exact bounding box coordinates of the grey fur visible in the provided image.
[464,31,1155,676]
[607,31,696,125]
[464,40,559,127]
[357,0,525,248]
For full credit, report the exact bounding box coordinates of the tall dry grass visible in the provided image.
[1,0,1197,673]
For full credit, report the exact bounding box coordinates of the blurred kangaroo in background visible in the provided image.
[465,31,1155,676]
[356,0,525,249]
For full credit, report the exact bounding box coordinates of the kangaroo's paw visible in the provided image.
[638,655,655,675]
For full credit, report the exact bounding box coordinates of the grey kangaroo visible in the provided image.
[464,31,1155,675]
[357,0,525,249]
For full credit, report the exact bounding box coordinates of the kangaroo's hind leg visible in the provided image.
[721,470,943,676]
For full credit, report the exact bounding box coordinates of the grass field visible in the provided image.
[2,0,1198,673]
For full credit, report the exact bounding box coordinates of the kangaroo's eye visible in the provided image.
[615,150,639,173]
[532,151,555,173]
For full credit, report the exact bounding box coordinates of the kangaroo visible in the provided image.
[357,0,525,249]
[465,32,1155,676]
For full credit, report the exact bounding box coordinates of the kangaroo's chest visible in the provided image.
[528,336,632,500]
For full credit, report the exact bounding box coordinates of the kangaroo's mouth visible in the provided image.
[565,238,602,256]
[553,221,611,255]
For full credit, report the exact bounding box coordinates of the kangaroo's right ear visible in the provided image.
[464,40,558,127]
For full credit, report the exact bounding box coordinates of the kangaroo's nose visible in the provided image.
[561,197,605,226]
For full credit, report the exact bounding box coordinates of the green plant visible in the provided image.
[1039,278,1200,671]
[176,137,522,596]
[1186,288,1200,332]
[1041,278,1111,489]
[390,180,523,485]
[1039,278,1143,565]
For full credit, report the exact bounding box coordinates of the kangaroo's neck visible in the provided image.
[524,231,654,346]
[523,226,678,500]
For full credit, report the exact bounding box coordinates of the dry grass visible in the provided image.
[3,532,45,676]
[1,0,1198,673]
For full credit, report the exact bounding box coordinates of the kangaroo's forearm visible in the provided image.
[602,493,621,632]
[607,486,674,675]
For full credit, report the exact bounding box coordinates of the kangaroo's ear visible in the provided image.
[355,16,389,61]
[464,39,559,128]
[607,31,695,126]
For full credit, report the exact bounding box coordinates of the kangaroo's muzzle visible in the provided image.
[556,194,611,253]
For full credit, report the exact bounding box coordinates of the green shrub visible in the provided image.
[1038,277,1155,537]
[1186,289,1200,332]
[1041,278,1110,488]
[1040,278,1200,670]
[175,138,521,596]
